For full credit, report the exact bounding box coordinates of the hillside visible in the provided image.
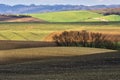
[0,22,119,41]
[86,15,120,21]
[0,15,45,22]
[30,10,120,22]
[0,47,119,80]
[0,10,120,22]
[30,11,103,22]
[0,47,115,64]
[92,8,120,15]
[99,15,120,21]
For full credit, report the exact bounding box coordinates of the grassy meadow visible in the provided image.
[0,22,119,41]
[30,11,103,22]
[0,47,115,64]
[30,10,120,22]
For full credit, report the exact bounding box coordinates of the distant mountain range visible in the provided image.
[0,4,120,14]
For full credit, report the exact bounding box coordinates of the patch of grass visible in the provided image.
[101,15,120,21]
[0,47,119,80]
[0,22,119,41]
[30,10,120,22]
[0,47,115,64]
[85,15,120,22]
[30,11,103,22]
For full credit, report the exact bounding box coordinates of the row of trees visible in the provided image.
[92,8,120,15]
[0,14,31,18]
[53,30,119,50]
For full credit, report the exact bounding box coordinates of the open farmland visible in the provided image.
[0,47,119,80]
[0,47,115,64]
[30,10,120,22]
[0,22,120,41]
[0,15,45,22]
[0,3,120,80]
[0,14,120,80]
[30,11,103,22]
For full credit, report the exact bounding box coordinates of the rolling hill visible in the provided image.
[86,15,120,21]
[92,8,120,15]
[0,4,120,80]
[30,10,120,22]
[0,22,119,41]
[0,10,120,22]
[30,11,103,22]
[0,47,119,80]
[0,47,115,64]
[0,14,45,22]
[100,15,120,21]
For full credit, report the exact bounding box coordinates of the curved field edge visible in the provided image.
[88,15,120,21]
[0,48,119,80]
[0,47,116,64]
[29,10,120,22]
[0,22,119,41]
[29,11,103,22]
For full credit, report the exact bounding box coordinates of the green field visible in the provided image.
[0,22,119,41]
[101,15,120,21]
[30,11,103,22]
[0,47,119,80]
[30,10,120,22]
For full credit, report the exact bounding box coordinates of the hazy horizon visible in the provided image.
[0,0,120,6]
[0,4,120,6]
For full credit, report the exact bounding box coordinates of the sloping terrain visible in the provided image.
[0,47,119,80]
[1,10,120,22]
[30,11,103,22]
[87,15,120,22]
[0,47,115,64]
[44,31,120,42]
[87,8,120,21]
[30,10,120,22]
[92,8,120,15]
[0,40,56,50]
[100,15,120,21]
[0,22,119,41]
[0,15,45,22]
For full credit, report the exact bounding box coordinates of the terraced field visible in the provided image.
[0,22,120,41]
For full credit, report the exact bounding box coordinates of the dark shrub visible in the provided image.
[53,30,119,50]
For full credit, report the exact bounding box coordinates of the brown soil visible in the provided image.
[0,40,56,50]
[0,15,46,22]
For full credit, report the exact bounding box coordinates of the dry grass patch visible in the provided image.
[0,47,115,64]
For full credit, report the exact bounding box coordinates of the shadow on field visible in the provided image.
[0,40,57,50]
[0,51,119,73]
[0,21,120,24]
[0,48,119,79]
